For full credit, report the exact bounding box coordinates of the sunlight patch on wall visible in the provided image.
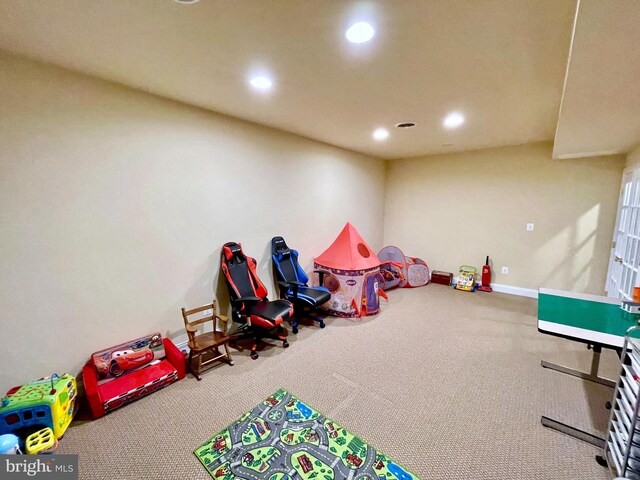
[572,204,601,284]
[534,204,601,290]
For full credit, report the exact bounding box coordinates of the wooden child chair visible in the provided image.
[181,300,234,380]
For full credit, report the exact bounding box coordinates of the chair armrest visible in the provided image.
[186,324,197,333]
[163,338,186,380]
[235,296,262,303]
[276,281,289,299]
[278,280,305,288]
[314,270,329,285]
[278,280,304,300]
[82,362,105,419]
[214,314,229,331]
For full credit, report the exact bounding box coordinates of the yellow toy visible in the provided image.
[0,373,77,440]
[454,265,478,292]
[25,427,57,454]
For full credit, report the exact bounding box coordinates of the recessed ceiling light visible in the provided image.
[249,76,273,90]
[346,22,375,44]
[373,128,389,141]
[173,0,199,4]
[443,112,465,129]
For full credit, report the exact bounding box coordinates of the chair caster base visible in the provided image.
[283,340,289,348]
[250,351,259,360]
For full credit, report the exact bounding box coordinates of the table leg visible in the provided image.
[541,416,605,448]
[541,345,616,388]
[540,344,614,447]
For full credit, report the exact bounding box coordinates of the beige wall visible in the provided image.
[0,52,385,391]
[626,145,640,168]
[384,143,625,294]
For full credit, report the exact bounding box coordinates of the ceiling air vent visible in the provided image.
[395,122,416,129]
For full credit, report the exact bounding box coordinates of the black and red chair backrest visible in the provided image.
[220,242,268,308]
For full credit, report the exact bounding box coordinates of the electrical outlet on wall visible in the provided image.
[526,223,534,231]
[501,266,509,274]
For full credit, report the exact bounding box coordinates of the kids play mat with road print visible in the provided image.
[194,388,419,480]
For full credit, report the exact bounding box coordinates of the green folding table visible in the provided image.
[538,288,639,447]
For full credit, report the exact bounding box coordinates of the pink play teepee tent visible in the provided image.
[313,222,385,318]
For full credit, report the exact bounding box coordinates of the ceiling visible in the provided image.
[0,0,635,160]
[553,0,640,159]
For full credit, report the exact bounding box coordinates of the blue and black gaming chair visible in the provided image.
[271,236,331,333]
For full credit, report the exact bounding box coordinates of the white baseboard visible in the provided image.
[490,283,538,298]
[451,278,538,299]
[174,340,189,353]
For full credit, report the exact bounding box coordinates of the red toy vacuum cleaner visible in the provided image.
[478,256,492,292]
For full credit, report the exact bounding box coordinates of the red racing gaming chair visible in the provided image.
[220,242,293,360]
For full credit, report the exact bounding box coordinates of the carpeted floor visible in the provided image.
[60,286,617,479]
